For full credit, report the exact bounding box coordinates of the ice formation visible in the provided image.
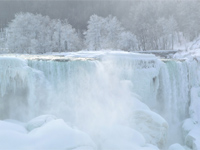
[0,51,200,150]
[0,56,49,120]
[0,118,95,150]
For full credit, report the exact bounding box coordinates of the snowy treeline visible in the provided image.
[3,13,137,53]
[1,0,200,53]
[84,15,137,51]
[124,1,200,50]
[84,1,200,51]
[0,28,6,49]
[6,13,81,53]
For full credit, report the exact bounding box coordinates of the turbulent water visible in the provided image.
[0,51,199,150]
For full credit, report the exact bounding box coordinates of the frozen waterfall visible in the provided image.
[0,51,199,150]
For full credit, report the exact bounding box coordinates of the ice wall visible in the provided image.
[0,51,199,149]
[0,57,50,120]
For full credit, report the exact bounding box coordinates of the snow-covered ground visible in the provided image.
[0,50,200,150]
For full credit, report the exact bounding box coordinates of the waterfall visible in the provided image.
[0,51,199,150]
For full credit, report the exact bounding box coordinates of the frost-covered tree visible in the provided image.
[157,16,178,50]
[6,13,52,53]
[51,19,62,52]
[177,1,200,41]
[6,12,81,53]
[125,1,200,50]
[60,20,81,51]
[85,14,126,50]
[84,14,104,50]
[101,15,124,49]
[7,13,33,53]
[0,28,6,51]
[128,1,160,50]
[118,31,137,51]
[36,15,52,53]
[165,17,178,49]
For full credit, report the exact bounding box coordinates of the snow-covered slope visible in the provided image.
[0,51,199,150]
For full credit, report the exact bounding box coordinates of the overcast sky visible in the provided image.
[0,0,134,29]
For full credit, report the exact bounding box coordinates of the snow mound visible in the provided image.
[173,49,200,60]
[168,143,185,150]
[28,119,96,150]
[0,120,27,133]
[181,87,200,150]
[131,109,168,148]
[190,87,200,124]
[182,118,195,138]
[97,125,159,150]
[185,125,200,150]
[26,115,57,131]
[0,116,96,150]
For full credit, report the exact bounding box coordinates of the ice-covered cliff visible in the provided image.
[0,51,199,150]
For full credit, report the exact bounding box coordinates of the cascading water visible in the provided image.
[0,57,50,120]
[0,51,199,150]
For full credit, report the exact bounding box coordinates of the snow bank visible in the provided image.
[190,88,200,124]
[98,125,159,150]
[182,118,195,138]
[0,116,95,150]
[131,109,168,148]
[185,125,200,150]
[181,87,200,150]
[0,120,27,133]
[0,114,163,150]
[26,115,57,131]
[168,143,185,150]
[173,49,200,60]
[28,119,95,150]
